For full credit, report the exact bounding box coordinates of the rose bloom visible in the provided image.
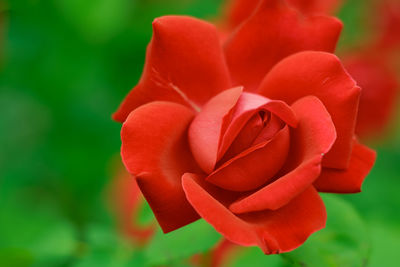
[113,0,375,254]
[224,0,399,140]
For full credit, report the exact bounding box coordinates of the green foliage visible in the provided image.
[0,0,399,266]
[0,195,77,266]
[368,222,400,267]
[342,147,400,224]
[144,220,221,266]
[284,195,370,267]
[73,224,145,267]
[56,0,131,42]
[136,199,154,227]
[336,0,370,49]
[229,247,287,267]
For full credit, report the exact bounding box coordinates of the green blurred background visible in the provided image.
[0,0,399,266]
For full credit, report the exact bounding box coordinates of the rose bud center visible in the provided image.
[189,88,297,192]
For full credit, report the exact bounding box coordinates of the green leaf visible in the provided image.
[136,199,154,227]
[228,247,287,267]
[55,0,131,42]
[73,224,145,267]
[73,248,146,267]
[336,0,369,49]
[0,196,77,267]
[144,220,221,266]
[342,147,400,224]
[0,248,33,267]
[283,195,370,267]
[367,222,400,267]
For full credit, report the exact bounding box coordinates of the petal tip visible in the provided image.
[261,233,280,255]
[152,16,172,31]
[112,109,126,123]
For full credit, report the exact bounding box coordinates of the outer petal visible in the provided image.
[258,51,360,169]
[314,141,377,193]
[224,0,343,91]
[288,0,342,14]
[224,0,341,31]
[224,0,259,29]
[230,96,336,213]
[113,16,231,122]
[121,101,201,233]
[182,173,327,254]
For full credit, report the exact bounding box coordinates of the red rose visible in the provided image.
[223,0,399,140]
[114,0,375,254]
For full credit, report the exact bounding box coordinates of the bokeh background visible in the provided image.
[0,0,399,266]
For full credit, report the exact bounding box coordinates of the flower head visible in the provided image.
[114,0,375,254]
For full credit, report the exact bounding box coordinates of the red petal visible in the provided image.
[230,156,321,213]
[224,0,342,91]
[207,126,290,192]
[221,113,265,160]
[288,96,337,166]
[113,16,231,122]
[189,90,296,175]
[252,114,284,144]
[314,141,377,193]
[258,51,360,169]
[230,96,336,213]
[288,0,342,14]
[182,173,327,254]
[224,0,341,31]
[221,113,283,161]
[121,101,201,232]
[188,87,243,174]
[218,92,298,160]
[224,0,260,29]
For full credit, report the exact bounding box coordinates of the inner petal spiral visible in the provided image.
[206,125,290,192]
[218,112,285,166]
